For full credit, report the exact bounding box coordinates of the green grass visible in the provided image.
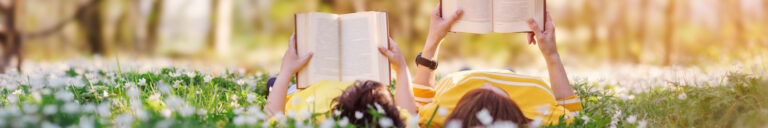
[0,66,765,127]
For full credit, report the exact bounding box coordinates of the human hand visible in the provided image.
[378,38,407,72]
[279,33,313,75]
[425,2,463,49]
[527,11,558,56]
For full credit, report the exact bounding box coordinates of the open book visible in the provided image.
[442,0,546,33]
[294,12,390,89]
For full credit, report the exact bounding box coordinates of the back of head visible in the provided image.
[447,89,530,127]
[332,80,404,127]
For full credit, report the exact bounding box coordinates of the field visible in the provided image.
[0,59,766,128]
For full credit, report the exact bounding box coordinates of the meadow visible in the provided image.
[0,59,765,128]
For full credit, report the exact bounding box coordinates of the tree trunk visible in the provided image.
[206,0,219,52]
[75,0,106,55]
[0,0,24,73]
[146,0,164,55]
[663,0,676,65]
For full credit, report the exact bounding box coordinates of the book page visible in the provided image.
[296,13,341,88]
[493,0,543,33]
[339,12,387,83]
[443,0,493,33]
[374,13,391,86]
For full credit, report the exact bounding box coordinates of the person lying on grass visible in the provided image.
[411,3,582,127]
[264,34,418,127]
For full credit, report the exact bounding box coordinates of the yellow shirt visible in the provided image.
[414,70,583,127]
[284,80,411,122]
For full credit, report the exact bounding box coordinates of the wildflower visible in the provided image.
[626,115,637,123]
[42,105,58,115]
[581,116,590,124]
[637,120,648,128]
[528,117,542,128]
[126,87,140,98]
[678,93,687,100]
[378,117,394,128]
[407,115,420,128]
[81,103,96,113]
[41,121,59,128]
[445,119,462,128]
[179,105,195,117]
[476,109,493,125]
[374,102,385,114]
[338,117,350,127]
[355,111,364,119]
[247,94,257,102]
[438,107,449,116]
[333,109,342,116]
[138,78,146,85]
[102,90,109,97]
[55,91,75,102]
[237,79,245,85]
[80,116,94,128]
[204,75,213,83]
[320,118,336,128]
[22,102,39,114]
[173,80,182,88]
[62,102,80,114]
[490,121,518,128]
[161,109,172,118]
[156,119,174,128]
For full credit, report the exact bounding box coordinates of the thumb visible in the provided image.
[298,52,313,65]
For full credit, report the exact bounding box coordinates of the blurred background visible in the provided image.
[0,0,766,74]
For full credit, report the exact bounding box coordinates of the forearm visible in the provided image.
[413,39,441,87]
[543,53,575,99]
[265,73,292,117]
[393,66,418,114]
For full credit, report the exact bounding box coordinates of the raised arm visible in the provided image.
[378,38,417,114]
[265,34,313,117]
[413,3,463,88]
[526,11,575,100]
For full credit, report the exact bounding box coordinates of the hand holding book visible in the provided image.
[280,33,314,75]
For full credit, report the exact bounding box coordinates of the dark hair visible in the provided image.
[446,89,530,127]
[332,80,404,127]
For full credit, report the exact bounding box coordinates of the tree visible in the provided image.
[74,0,106,55]
[146,0,164,55]
[663,0,677,65]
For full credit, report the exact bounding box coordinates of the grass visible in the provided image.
[0,66,765,127]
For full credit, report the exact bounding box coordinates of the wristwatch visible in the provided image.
[416,52,438,70]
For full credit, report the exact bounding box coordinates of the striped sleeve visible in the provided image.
[557,95,583,111]
[412,83,435,107]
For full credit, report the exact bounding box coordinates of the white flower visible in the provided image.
[126,87,140,98]
[626,115,637,123]
[528,117,542,128]
[678,93,687,100]
[338,117,350,127]
[55,90,74,102]
[247,94,257,102]
[41,121,60,128]
[161,109,172,118]
[155,119,174,128]
[173,80,182,88]
[179,105,195,117]
[165,96,185,108]
[237,79,246,85]
[62,102,80,114]
[333,110,342,116]
[157,82,172,94]
[407,115,420,128]
[233,115,245,126]
[438,107,449,116]
[148,93,162,101]
[374,103,385,114]
[299,110,311,120]
[581,116,590,124]
[320,118,336,128]
[138,78,146,85]
[97,102,111,116]
[102,90,109,97]
[378,117,394,128]
[22,102,39,113]
[355,111,364,119]
[445,120,462,128]
[490,121,518,128]
[637,120,648,128]
[204,75,213,83]
[42,105,58,115]
[476,109,493,125]
[186,72,196,78]
[79,116,94,128]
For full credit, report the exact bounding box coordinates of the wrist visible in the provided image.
[544,52,562,64]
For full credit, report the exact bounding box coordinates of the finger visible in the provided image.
[388,38,399,51]
[378,47,393,59]
[441,9,464,28]
[528,33,537,45]
[545,10,555,32]
[432,2,442,19]
[297,52,314,65]
[289,33,297,49]
[527,18,543,36]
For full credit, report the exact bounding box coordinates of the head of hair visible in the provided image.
[446,89,530,127]
[332,80,404,127]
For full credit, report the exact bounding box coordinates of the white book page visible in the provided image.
[374,13,390,86]
[296,13,341,88]
[339,12,382,83]
[444,0,493,33]
[493,0,543,33]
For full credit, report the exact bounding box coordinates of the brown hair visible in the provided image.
[446,89,530,127]
[332,80,404,127]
